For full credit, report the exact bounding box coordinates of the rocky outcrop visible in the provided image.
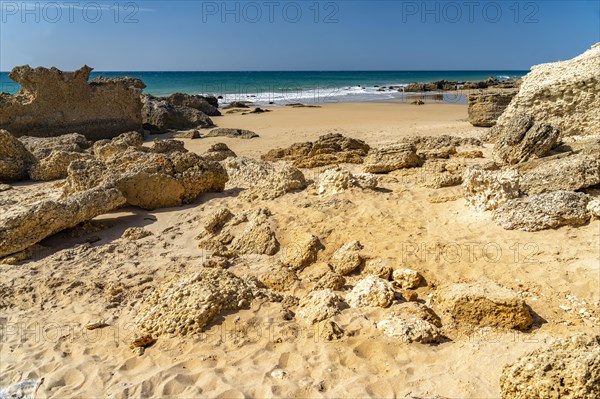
[64,134,228,209]
[493,191,591,231]
[0,65,145,140]
[260,266,298,292]
[162,93,221,116]
[205,128,258,139]
[493,43,600,138]
[330,240,363,275]
[0,184,126,257]
[221,157,306,201]
[462,168,521,211]
[142,95,214,132]
[318,168,378,195]
[492,113,560,165]
[201,143,237,162]
[19,133,92,159]
[436,281,532,330]
[0,129,36,181]
[376,316,441,344]
[135,269,253,336]
[29,150,93,181]
[400,135,482,150]
[499,334,600,399]
[363,143,421,173]
[262,133,370,168]
[281,232,322,271]
[467,91,517,127]
[346,275,394,308]
[296,289,341,324]
[363,258,392,280]
[518,154,600,195]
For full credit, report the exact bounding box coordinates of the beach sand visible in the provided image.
[1,102,598,398]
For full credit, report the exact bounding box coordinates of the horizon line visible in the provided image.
[0,69,531,73]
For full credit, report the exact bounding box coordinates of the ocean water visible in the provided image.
[0,70,527,105]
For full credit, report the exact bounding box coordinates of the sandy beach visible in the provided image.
[1,99,598,398]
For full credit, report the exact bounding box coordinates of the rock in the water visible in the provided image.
[436,281,532,330]
[330,240,363,275]
[281,232,322,271]
[499,334,600,399]
[205,128,258,139]
[296,289,341,324]
[363,143,421,173]
[492,113,560,165]
[202,143,237,162]
[135,269,252,336]
[493,43,600,138]
[462,168,521,211]
[346,275,394,308]
[376,316,441,344]
[518,154,600,195]
[142,95,213,132]
[392,268,422,289]
[493,191,590,231]
[262,133,370,168]
[0,129,36,181]
[0,184,126,257]
[467,91,517,127]
[0,65,145,139]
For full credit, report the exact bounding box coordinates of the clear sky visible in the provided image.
[1,0,599,71]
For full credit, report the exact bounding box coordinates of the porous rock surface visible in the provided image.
[499,334,600,399]
[436,281,532,330]
[205,128,258,139]
[318,168,378,195]
[493,191,591,231]
[377,316,441,344]
[296,289,341,324]
[0,65,145,139]
[346,275,394,308]
[493,43,600,138]
[0,129,36,181]
[363,143,421,173]
[467,90,517,127]
[281,232,322,271]
[462,168,521,211]
[261,133,370,168]
[135,269,253,336]
[142,95,214,132]
[330,240,364,275]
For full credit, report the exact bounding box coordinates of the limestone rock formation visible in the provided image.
[19,133,92,159]
[0,184,126,257]
[0,129,36,181]
[318,168,378,195]
[281,232,322,271]
[0,65,145,139]
[376,316,441,344]
[230,218,279,256]
[201,143,237,162]
[436,281,532,330]
[135,269,253,336]
[363,143,421,173]
[588,199,600,219]
[142,95,214,132]
[313,271,346,291]
[493,43,600,138]
[29,150,94,181]
[330,240,364,275]
[262,133,370,168]
[162,93,221,116]
[346,275,394,308]
[462,168,521,211]
[260,267,298,292]
[492,113,560,165]
[518,154,600,195]
[205,128,258,139]
[296,289,341,324]
[400,135,482,150]
[363,258,392,280]
[499,334,600,399]
[493,191,591,231]
[467,91,517,127]
[392,268,422,289]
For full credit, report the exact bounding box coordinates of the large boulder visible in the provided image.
[142,95,214,132]
[363,143,421,173]
[518,154,600,195]
[262,133,370,168]
[493,43,600,138]
[0,184,126,257]
[436,281,532,330]
[462,168,521,211]
[499,334,600,399]
[492,113,560,165]
[493,191,591,231]
[0,65,145,139]
[135,269,253,336]
[0,129,36,181]
[162,93,221,116]
[467,91,517,127]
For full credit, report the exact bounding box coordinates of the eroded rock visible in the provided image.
[346,275,394,308]
[296,289,341,324]
[363,143,421,173]
[330,240,363,275]
[467,91,517,127]
[463,168,521,211]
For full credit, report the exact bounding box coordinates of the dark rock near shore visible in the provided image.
[142,95,214,133]
[205,128,259,139]
[161,93,221,116]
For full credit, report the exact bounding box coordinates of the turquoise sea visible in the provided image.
[0,70,527,105]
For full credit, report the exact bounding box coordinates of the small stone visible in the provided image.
[330,241,363,275]
[346,275,394,308]
[392,268,422,289]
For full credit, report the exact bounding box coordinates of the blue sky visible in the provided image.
[1,1,599,71]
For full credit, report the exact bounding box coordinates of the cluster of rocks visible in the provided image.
[403,76,519,93]
[261,133,371,168]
